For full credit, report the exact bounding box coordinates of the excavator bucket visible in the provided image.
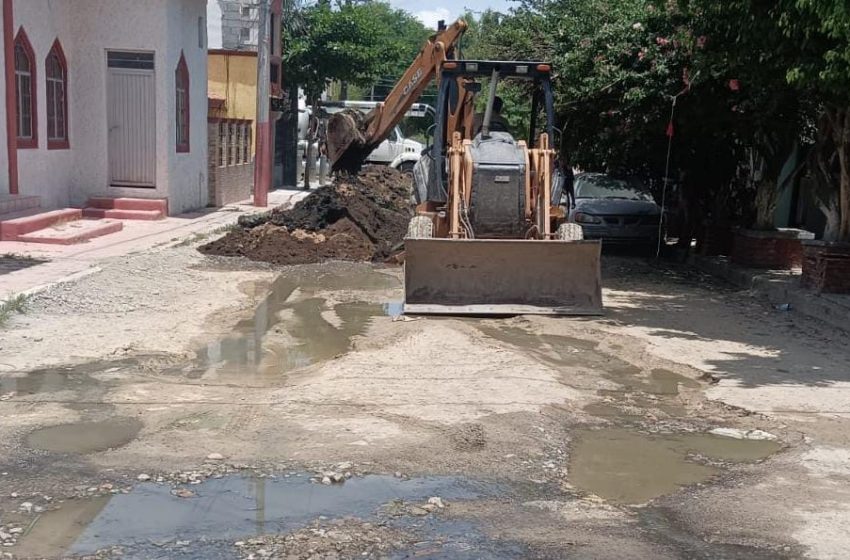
[327,110,373,173]
[403,238,603,315]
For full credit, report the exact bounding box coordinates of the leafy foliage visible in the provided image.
[474,0,837,236]
[283,2,429,102]
[771,0,850,240]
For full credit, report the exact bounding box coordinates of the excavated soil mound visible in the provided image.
[199,166,412,265]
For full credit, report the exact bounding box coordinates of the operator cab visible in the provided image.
[414,60,557,209]
[472,95,512,138]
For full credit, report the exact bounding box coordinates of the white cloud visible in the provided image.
[414,8,452,30]
[207,0,223,49]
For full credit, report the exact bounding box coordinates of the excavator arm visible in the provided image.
[327,19,467,172]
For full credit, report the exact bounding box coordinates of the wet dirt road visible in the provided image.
[0,252,848,559]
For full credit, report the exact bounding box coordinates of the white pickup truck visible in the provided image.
[363,125,424,173]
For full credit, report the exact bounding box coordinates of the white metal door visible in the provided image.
[107,52,156,187]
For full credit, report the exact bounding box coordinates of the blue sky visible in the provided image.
[387,0,514,28]
[206,0,515,48]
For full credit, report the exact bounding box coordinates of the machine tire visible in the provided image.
[556,223,584,241]
[399,160,416,176]
[406,215,434,239]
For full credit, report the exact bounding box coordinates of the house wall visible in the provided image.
[12,0,74,209]
[60,0,167,208]
[0,3,8,195]
[208,50,257,154]
[163,0,210,213]
[7,0,208,214]
[207,121,253,206]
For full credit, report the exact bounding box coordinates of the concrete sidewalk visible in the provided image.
[0,189,307,298]
[691,254,850,333]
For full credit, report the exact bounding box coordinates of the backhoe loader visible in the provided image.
[326,21,603,315]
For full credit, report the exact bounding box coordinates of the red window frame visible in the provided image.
[175,52,190,153]
[45,39,69,150]
[14,28,37,149]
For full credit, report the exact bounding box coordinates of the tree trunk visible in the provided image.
[675,176,699,253]
[810,111,840,241]
[834,107,850,242]
[755,178,778,230]
[303,100,320,189]
[817,195,841,241]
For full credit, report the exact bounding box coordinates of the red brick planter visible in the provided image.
[801,240,850,294]
[731,228,815,269]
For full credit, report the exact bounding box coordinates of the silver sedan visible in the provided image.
[565,173,662,245]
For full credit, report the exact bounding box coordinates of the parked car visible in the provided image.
[565,173,662,245]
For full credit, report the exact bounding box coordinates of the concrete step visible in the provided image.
[16,219,123,245]
[82,208,164,221]
[0,208,82,241]
[86,197,168,214]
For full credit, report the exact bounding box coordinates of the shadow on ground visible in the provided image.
[600,255,847,388]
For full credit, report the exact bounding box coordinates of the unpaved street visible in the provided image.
[0,241,848,559]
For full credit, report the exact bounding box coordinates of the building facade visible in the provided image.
[0,0,208,215]
[208,0,283,205]
[207,49,257,206]
[218,1,259,52]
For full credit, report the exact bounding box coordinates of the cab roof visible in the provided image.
[441,60,553,80]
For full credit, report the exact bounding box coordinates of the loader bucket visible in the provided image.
[403,238,603,315]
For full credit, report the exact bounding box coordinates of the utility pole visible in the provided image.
[253,0,272,207]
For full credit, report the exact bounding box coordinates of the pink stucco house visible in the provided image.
[0,0,209,243]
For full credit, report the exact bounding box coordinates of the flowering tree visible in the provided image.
[484,0,821,239]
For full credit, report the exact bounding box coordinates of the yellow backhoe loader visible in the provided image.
[327,20,603,315]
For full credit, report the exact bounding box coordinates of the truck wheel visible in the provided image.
[399,161,416,176]
[406,216,434,239]
[556,223,584,241]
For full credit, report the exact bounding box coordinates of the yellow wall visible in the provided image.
[208,51,258,154]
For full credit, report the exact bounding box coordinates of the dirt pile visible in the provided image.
[200,166,412,265]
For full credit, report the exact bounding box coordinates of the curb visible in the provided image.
[690,255,850,334]
[19,266,104,298]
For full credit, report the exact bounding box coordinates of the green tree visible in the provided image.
[677,0,850,240]
[674,0,809,230]
[284,2,399,103]
[775,0,850,241]
[278,1,429,185]
[484,0,746,242]
[477,0,818,242]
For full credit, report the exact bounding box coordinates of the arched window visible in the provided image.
[175,52,190,152]
[14,29,37,148]
[46,40,69,149]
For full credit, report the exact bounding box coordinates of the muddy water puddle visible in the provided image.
[0,370,91,396]
[197,265,400,379]
[26,418,142,454]
[0,359,136,397]
[14,473,519,559]
[478,325,646,380]
[569,428,780,504]
[479,325,701,421]
[479,326,600,369]
[476,326,783,505]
